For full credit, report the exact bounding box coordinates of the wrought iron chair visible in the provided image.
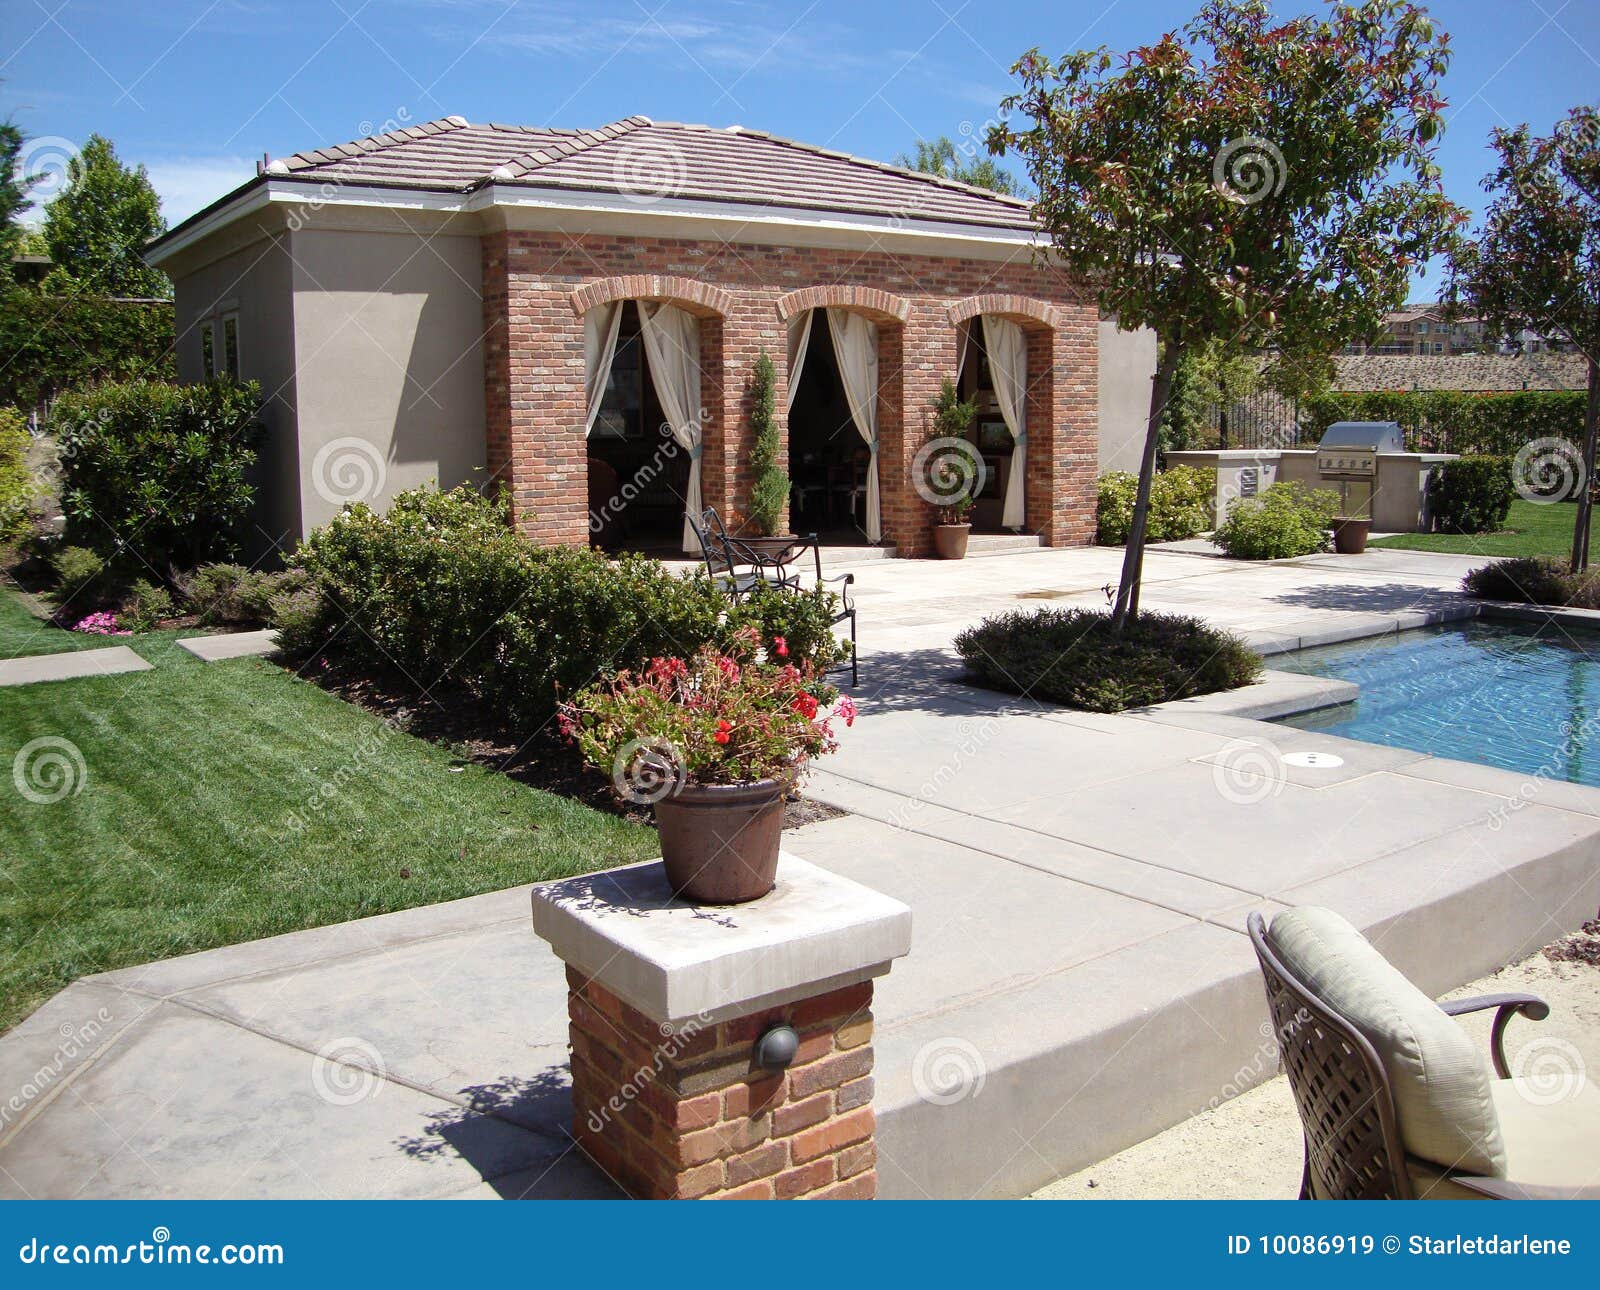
[687,508,858,687]
[1248,910,1598,1200]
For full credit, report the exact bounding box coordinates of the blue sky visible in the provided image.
[4,0,1597,294]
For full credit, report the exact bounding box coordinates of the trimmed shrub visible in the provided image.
[49,544,120,605]
[120,578,173,632]
[178,563,309,627]
[278,485,846,725]
[1463,556,1600,608]
[0,407,33,541]
[0,292,174,411]
[1429,455,1514,534]
[954,607,1262,713]
[1096,465,1216,545]
[51,379,263,569]
[1213,482,1339,560]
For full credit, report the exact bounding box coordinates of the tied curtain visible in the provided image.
[785,310,814,412]
[981,314,1028,531]
[637,301,705,553]
[582,302,624,434]
[825,308,882,543]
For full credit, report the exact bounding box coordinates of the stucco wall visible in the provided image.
[171,233,299,549]
[287,226,486,536]
[1097,320,1158,474]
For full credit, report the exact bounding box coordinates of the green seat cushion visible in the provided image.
[1268,907,1506,1179]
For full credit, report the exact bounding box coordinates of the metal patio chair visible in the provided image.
[688,507,858,688]
[1249,908,1600,1200]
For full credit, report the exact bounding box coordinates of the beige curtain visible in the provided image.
[982,315,1027,530]
[638,301,704,552]
[825,308,882,543]
[583,302,624,435]
[785,310,814,411]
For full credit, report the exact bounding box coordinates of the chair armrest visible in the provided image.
[1439,993,1550,1079]
[819,571,855,613]
[1450,1175,1600,1201]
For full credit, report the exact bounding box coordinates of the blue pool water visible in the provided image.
[1275,620,1600,786]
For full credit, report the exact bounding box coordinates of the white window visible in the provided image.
[222,314,240,380]
[1417,321,1430,334]
[200,322,217,379]
[1432,342,1444,354]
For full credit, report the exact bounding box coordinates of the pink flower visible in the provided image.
[72,611,130,637]
[835,694,857,728]
[716,656,741,683]
[773,635,788,657]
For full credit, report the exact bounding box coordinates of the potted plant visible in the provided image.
[559,627,855,904]
[738,351,799,560]
[928,378,981,560]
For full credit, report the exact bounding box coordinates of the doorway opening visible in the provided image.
[957,323,1021,533]
[586,302,692,553]
[787,313,874,545]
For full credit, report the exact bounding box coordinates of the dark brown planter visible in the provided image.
[653,778,786,904]
[737,534,804,562]
[1331,517,1371,555]
[933,524,971,560]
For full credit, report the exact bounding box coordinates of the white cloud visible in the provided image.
[140,154,256,225]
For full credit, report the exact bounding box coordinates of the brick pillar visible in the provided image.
[531,853,911,1201]
[481,230,590,546]
[567,971,878,1199]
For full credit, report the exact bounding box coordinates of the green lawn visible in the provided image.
[0,591,655,1032]
[1370,499,1589,559]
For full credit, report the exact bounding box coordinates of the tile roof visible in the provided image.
[262,114,1035,232]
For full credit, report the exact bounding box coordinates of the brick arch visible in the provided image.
[570,274,732,318]
[946,292,1065,331]
[775,285,911,324]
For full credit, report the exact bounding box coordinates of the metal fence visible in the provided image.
[1194,390,1304,449]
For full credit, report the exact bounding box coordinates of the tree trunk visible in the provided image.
[1573,356,1600,575]
[1111,342,1182,631]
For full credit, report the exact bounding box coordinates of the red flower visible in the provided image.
[791,693,819,720]
[773,635,788,657]
[714,719,733,746]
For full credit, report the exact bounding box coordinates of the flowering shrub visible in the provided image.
[560,628,854,793]
[72,610,130,636]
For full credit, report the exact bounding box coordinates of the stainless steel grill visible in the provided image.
[1314,421,1404,477]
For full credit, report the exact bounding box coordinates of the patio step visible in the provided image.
[964,533,1046,557]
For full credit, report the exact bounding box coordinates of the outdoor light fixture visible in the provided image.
[754,1023,800,1072]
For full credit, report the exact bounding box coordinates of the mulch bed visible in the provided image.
[1543,915,1600,968]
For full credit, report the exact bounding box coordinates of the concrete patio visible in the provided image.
[3,544,1597,1199]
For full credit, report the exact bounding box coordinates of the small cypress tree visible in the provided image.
[746,350,789,535]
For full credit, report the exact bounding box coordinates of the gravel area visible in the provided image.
[1032,935,1600,1200]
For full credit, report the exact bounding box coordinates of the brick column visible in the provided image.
[531,854,911,1201]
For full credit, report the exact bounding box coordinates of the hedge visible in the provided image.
[1302,389,1585,456]
[275,485,848,727]
[0,289,174,411]
[0,407,31,541]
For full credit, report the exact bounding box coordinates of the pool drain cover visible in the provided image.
[1282,751,1344,769]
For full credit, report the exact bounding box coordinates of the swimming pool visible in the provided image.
[1274,619,1600,786]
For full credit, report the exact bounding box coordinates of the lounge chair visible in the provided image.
[1249,907,1600,1199]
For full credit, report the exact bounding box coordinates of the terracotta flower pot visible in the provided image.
[653,778,786,904]
[933,523,971,560]
[1331,517,1371,555]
